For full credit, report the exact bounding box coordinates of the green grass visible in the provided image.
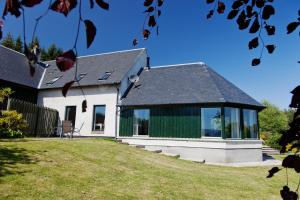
[0,138,297,200]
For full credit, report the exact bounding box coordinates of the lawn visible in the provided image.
[0,138,296,200]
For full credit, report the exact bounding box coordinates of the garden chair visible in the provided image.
[59,121,84,138]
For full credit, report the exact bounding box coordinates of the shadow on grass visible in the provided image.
[0,146,38,177]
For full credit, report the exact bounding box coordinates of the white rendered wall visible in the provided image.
[37,85,118,137]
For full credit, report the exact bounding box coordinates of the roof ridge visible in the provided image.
[151,62,205,69]
[0,45,25,56]
[204,65,227,102]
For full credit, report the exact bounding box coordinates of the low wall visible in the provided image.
[119,137,263,163]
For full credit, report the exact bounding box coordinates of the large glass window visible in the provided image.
[65,106,76,127]
[201,108,222,137]
[93,105,106,132]
[224,107,241,138]
[243,109,258,139]
[133,109,150,135]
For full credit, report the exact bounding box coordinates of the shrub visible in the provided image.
[264,132,282,150]
[0,110,28,138]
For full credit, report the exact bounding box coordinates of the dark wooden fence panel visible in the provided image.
[7,98,59,137]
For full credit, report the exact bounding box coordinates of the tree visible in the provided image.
[14,35,23,53]
[259,100,289,149]
[41,44,63,61]
[259,100,289,134]
[1,32,14,50]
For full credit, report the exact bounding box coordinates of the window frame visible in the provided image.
[201,107,223,138]
[92,105,106,133]
[64,106,77,128]
[133,109,150,136]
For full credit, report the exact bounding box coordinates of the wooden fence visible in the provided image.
[6,98,59,137]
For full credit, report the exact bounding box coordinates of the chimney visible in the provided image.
[145,57,150,71]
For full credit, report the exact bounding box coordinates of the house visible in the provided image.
[0,45,264,163]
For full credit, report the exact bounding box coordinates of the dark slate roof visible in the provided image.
[39,48,146,89]
[0,45,44,88]
[121,63,264,108]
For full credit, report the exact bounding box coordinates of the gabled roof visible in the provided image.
[0,45,44,88]
[121,63,264,109]
[39,48,146,89]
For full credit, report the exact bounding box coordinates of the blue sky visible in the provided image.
[0,1,299,109]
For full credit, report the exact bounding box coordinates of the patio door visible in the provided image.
[65,106,76,127]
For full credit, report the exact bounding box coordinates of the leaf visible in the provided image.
[89,0,94,8]
[207,10,214,19]
[148,15,156,27]
[262,5,275,20]
[62,81,75,97]
[227,9,239,20]
[206,0,214,4]
[143,29,150,40]
[246,5,254,18]
[84,20,96,48]
[266,167,281,178]
[144,0,153,7]
[287,22,300,34]
[265,44,275,54]
[231,0,243,9]
[265,24,275,35]
[157,10,161,17]
[21,0,42,7]
[50,0,77,17]
[2,0,22,19]
[95,0,109,10]
[248,37,259,49]
[144,6,154,13]
[28,62,35,77]
[255,0,264,8]
[82,100,87,112]
[24,44,38,65]
[132,38,138,46]
[251,58,260,66]
[236,10,250,30]
[217,1,225,14]
[249,17,260,33]
[282,155,300,172]
[280,186,298,200]
[56,50,76,72]
[157,0,164,7]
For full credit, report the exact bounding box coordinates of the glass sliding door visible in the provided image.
[201,108,222,137]
[65,106,76,127]
[92,105,106,132]
[133,109,149,135]
[243,109,258,139]
[224,107,241,138]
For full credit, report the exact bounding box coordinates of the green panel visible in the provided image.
[149,106,201,138]
[119,108,133,136]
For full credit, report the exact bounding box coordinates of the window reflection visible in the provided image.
[201,108,222,137]
[224,107,240,138]
[243,109,258,139]
[133,109,149,135]
[93,105,106,132]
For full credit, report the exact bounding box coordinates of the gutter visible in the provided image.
[115,87,120,139]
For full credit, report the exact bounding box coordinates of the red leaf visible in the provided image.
[217,1,225,14]
[143,29,150,40]
[62,80,75,97]
[2,0,22,19]
[51,0,77,17]
[95,0,109,10]
[82,100,87,112]
[21,0,42,7]
[251,58,261,66]
[28,62,35,77]
[56,50,76,72]
[84,20,96,48]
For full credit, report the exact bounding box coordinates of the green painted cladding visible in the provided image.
[119,108,133,136]
[149,106,201,138]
